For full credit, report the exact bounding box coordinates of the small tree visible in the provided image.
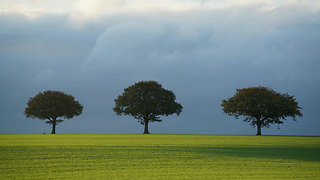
[25,90,83,134]
[221,86,302,135]
[113,81,183,134]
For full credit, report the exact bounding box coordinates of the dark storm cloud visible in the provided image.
[0,1,319,135]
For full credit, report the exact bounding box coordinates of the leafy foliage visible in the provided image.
[113,81,183,134]
[221,86,302,135]
[25,90,83,134]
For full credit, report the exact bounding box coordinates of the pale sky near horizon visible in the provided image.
[1,0,320,135]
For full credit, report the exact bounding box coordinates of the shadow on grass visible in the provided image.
[2,144,319,163]
[174,146,320,162]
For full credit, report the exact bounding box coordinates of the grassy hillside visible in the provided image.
[0,134,319,179]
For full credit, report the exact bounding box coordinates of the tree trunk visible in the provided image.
[51,119,56,134]
[256,120,262,135]
[143,119,150,134]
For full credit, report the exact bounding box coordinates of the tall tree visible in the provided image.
[221,86,302,135]
[113,81,183,134]
[25,90,83,134]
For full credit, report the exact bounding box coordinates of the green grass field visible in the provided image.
[0,134,319,179]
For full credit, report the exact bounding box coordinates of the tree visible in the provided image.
[25,90,83,134]
[113,81,183,134]
[221,86,302,135]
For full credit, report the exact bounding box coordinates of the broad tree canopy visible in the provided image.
[25,90,83,134]
[221,86,302,135]
[113,81,183,134]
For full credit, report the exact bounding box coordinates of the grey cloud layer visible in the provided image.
[1,3,319,134]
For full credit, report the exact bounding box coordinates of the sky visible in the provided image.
[0,0,320,135]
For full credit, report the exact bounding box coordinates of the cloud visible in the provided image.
[85,1,320,67]
[2,0,320,24]
[0,0,320,134]
[78,2,320,134]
